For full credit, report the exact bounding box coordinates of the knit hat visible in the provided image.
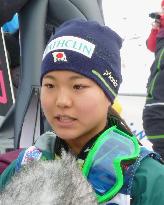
[41,19,122,103]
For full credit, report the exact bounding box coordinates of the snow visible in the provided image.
[103,0,161,94]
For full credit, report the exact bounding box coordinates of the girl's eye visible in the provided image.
[73,84,87,90]
[43,83,55,89]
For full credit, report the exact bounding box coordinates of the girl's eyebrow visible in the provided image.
[69,75,86,80]
[43,74,56,80]
[43,74,86,81]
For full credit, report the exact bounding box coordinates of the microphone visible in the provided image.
[0,151,98,205]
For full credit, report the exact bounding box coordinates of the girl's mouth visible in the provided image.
[55,115,77,127]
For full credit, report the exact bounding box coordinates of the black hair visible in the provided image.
[108,107,133,136]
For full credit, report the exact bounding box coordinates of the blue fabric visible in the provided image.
[3,14,19,33]
[15,150,25,172]
[121,147,162,195]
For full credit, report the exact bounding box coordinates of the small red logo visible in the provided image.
[52,52,67,62]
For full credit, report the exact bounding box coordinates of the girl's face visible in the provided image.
[41,70,110,148]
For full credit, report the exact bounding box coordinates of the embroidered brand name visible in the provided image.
[103,70,118,87]
[43,36,95,59]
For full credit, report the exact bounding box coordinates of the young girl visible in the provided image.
[1,19,164,205]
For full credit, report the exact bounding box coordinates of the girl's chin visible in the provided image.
[53,126,80,140]
[55,131,78,140]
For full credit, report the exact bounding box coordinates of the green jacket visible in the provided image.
[0,132,164,205]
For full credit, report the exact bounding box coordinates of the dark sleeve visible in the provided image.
[0,0,29,26]
[131,157,164,205]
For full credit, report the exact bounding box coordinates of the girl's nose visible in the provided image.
[55,89,72,108]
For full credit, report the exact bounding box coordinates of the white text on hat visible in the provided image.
[43,36,95,59]
[103,70,118,87]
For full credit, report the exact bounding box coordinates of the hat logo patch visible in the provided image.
[52,52,67,62]
[43,36,95,59]
[103,70,118,87]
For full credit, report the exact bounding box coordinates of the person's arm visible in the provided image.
[146,28,159,52]
[156,27,164,52]
[131,157,164,205]
[160,14,164,28]
[0,0,29,26]
[0,159,17,191]
[0,149,25,191]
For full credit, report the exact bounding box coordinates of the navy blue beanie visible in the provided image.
[41,19,122,103]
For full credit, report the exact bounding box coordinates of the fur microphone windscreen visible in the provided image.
[0,151,98,205]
